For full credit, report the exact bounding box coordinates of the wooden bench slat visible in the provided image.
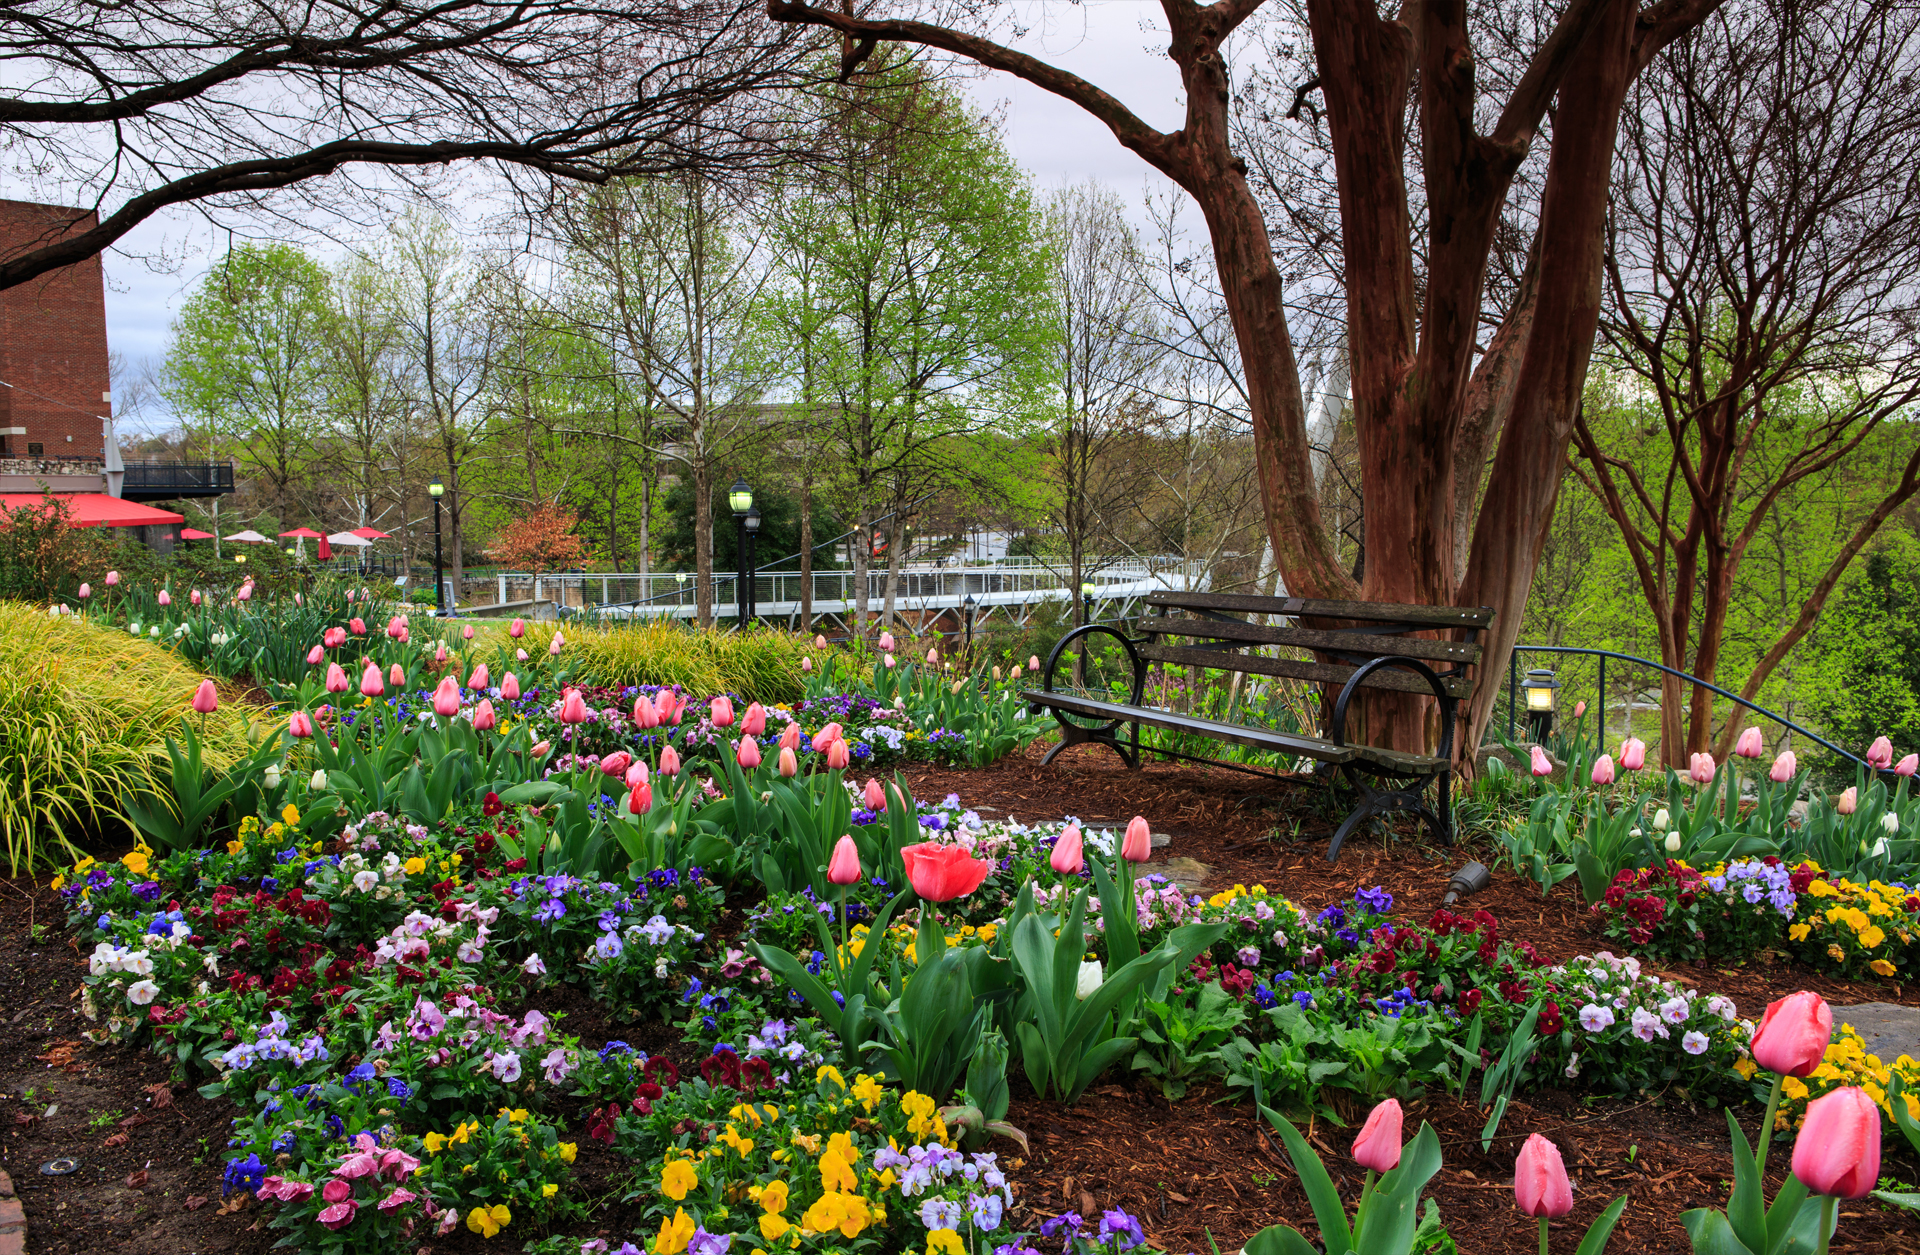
[1136,643,1475,699]
[1144,616,1482,665]
[1146,591,1494,629]
[1022,690,1357,763]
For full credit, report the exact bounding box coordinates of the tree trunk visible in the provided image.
[852,502,871,632]
[799,472,814,633]
[882,509,905,627]
[693,459,713,627]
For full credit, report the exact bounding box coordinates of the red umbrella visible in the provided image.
[350,527,391,540]
[179,528,215,540]
[318,534,332,561]
[279,528,325,539]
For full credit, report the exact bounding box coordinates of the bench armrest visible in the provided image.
[1329,654,1460,762]
[1040,623,1146,708]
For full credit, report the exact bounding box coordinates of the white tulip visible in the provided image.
[1882,813,1900,834]
[1653,809,1671,830]
[1075,960,1103,1000]
[311,769,328,790]
[263,766,281,790]
[1664,832,1682,854]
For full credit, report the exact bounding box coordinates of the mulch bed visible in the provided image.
[0,738,1912,1253]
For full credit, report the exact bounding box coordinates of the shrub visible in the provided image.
[0,603,257,871]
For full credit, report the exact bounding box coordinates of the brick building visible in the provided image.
[0,198,112,489]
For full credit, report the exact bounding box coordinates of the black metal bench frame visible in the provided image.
[1021,593,1494,861]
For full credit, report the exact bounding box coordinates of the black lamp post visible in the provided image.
[743,506,762,625]
[728,477,753,624]
[1081,581,1095,626]
[429,475,446,615]
[963,591,977,654]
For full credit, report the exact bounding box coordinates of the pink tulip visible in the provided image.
[1122,816,1152,863]
[779,722,801,751]
[1868,736,1895,769]
[1571,699,1585,719]
[1350,1098,1403,1172]
[324,626,345,648]
[801,657,812,673]
[883,654,895,669]
[472,699,496,731]
[559,689,589,724]
[1050,825,1084,875]
[236,582,253,602]
[1029,654,1041,671]
[926,647,939,664]
[864,778,887,811]
[627,782,652,815]
[349,617,365,635]
[389,663,405,688]
[361,662,384,697]
[742,702,767,737]
[462,625,474,640]
[1620,737,1646,770]
[1735,726,1764,758]
[548,632,564,657]
[812,723,843,752]
[430,676,460,717]
[1900,754,1919,778]
[434,641,448,664]
[386,616,403,640]
[777,746,798,777]
[711,696,735,728]
[307,644,325,666]
[469,663,489,690]
[879,632,895,651]
[600,752,631,778]
[1770,750,1798,783]
[325,663,349,693]
[1591,754,1615,786]
[293,593,303,608]
[104,570,119,587]
[737,736,762,769]
[288,710,314,738]
[1792,1086,1880,1198]
[815,634,828,650]
[501,673,521,701]
[191,680,219,714]
[76,582,89,599]
[1514,1134,1572,1218]
[191,589,203,607]
[826,738,850,770]
[660,690,683,724]
[633,694,659,728]
[510,618,526,638]
[1688,751,1716,785]
[530,739,550,757]
[660,746,682,776]
[900,841,992,901]
[1838,786,1858,815]
[157,590,171,607]
[828,835,863,886]
[626,761,648,788]
[516,648,529,661]
[1751,991,1832,1078]
[1529,745,1553,777]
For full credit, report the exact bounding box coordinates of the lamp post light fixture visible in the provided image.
[963,591,977,654]
[1081,581,1096,626]
[742,505,762,626]
[428,475,446,615]
[1523,667,1560,739]
[729,478,753,625]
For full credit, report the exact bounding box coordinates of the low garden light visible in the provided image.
[1524,667,1560,738]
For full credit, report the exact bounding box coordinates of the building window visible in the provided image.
[26,442,42,458]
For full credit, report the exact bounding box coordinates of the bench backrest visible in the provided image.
[1137,592,1493,701]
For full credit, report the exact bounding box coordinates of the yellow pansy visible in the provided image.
[498,1107,530,1124]
[660,1159,699,1201]
[281,803,300,826]
[800,1191,871,1238]
[1860,926,1887,948]
[466,1203,511,1238]
[1788,923,1812,942]
[558,1141,577,1164]
[759,1180,789,1214]
[1808,879,1838,897]
[542,1183,559,1199]
[929,1229,966,1255]
[1873,959,1898,977]
[424,1131,448,1154]
[405,856,427,875]
[122,849,149,876]
[790,1131,821,1155]
[820,1149,857,1193]
[760,1213,792,1241]
[816,1064,847,1091]
[718,1125,754,1157]
[851,1073,886,1112]
[653,1207,696,1254]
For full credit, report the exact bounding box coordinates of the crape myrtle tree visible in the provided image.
[0,0,819,289]
[767,0,1723,758]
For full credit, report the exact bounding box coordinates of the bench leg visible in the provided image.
[1325,765,1445,862]
[1041,719,1138,770]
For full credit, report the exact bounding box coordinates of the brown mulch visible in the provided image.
[901,740,1920,1254]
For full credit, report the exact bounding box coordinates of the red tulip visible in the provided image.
[1530,745,1553,777]
[660,746,682,776]
[1514,1134,1572,1217]
[812,723,843,752]
[1620,737,1646,770]
[1792,1086,1880,1198]
[190,680,219,714]
[737,737,762,769]
[779,722,801,752]
[1350,1098,1403,1172]
[469,663,489,690]
[1591,755,1615,786]
[1735,726,1764,758]
[1868,735,1894,769]
[826,738,850,770]
[778,747,798,778]
[307,644,325,666]
[360,662,384,698]
[828,835,863,886]
[627,782,652,815]
[864,778,886,811]
[1751,991,1832,1077]
[559,689,589,724]
[1050,825,1084,875]
[288,710,314,738]
[1771,750,1798,783]
[900,841,992,902]
[600,752,632,778]
[510,618,526,639]
[472,699,497,731]
[389,663,405,688]
[501,673,520,701]
[349,617,365,636]
[325,663,349,693]
[1122,816,1152,863]
[710,696,735,728]
[432,676,461,717]
[742,702,767,737]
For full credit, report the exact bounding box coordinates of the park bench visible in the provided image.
[1021,591,1494,860]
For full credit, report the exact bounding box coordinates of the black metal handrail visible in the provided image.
[1508,644,1877,774]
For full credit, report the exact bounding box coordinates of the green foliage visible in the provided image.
[0,494,110,602]
[1807,539,1920,769]
[654,477,843,574]
[1129,980,1247,1100]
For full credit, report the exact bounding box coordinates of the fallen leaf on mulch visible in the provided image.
[125,1169,149,1189]
[216,1194,248,1216]
[102,1131,129,1148]
[143,1083,174,1109]
[117,1113,150,1129]
[13,1112,37,1128]
[184,1195,208,1211]
[37,1041,81,1068]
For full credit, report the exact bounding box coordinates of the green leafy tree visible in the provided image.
[656,478,842,576]
[1806,535,1920,760]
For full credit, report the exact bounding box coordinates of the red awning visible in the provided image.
[0,494,187,529]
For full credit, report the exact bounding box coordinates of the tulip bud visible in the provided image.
[158,590,171,606]
[389,663,405,688]
[737,736,762,769]
[883,653,896,669]
[501,673,521,701]
[1514,1134,1572,1218]
[1653,808,1671,830]
[1010,664,1023,681]
[1735,726,1764,758]
[326,663,349,693]
[307,644,325,666]
[660,746,682,776]
[1664,832,1682,854]
[1752,991,1833,1077]
[927,647,939,664]
[1868,735,1894,769]
[779,722,801,752]
[1050,825,1084,875]
[778,747,798,778]
[472,699,497,731]
[1590,754,1614,786]
[549,631,564,657]
[865,778,886,811]
[1530,745,1553,777]
[76,583,89,599]
[434,641,449,664]
[1122,816,1152,863]
[826,738,850,770]
[311,769,328,790]
[1899,754,1918,778]
[814,635,828,650]
[801,657,812,673]
[1792,1087,1880,1199]
[1350,1099,1403,1173]
[288,710,314,738]
[530,739,550,757]
[992,665,1002,683]
[1029,655,1041,671]
[1571,699,1585,719]
[463,625,475,640]
[510,618,526,639]
[191,588,203,607]
[1838,787,1858,815]
[1770,750,1797,783]
[879,632,895,651]
[827,835,863,886]
[104,570,119,587]
[361,662,384,697]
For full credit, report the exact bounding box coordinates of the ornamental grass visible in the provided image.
[504,619,806,704]
[0,602,256,872]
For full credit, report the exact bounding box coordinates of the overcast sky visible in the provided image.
[85,4,1196,431]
